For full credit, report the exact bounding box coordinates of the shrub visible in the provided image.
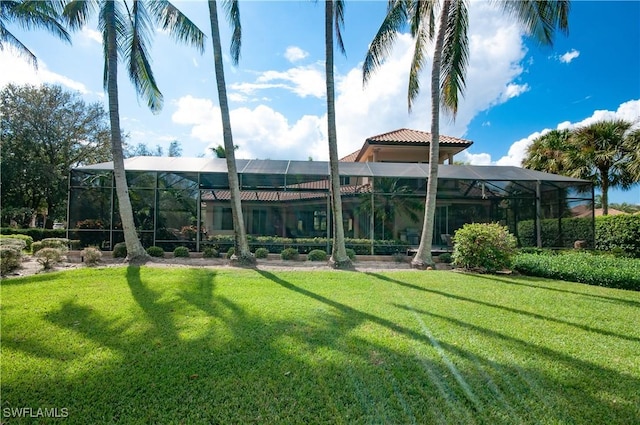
[254,247,269,259]
[438,252,452,264]
[202,247,218,258]
[346,248,356,261]
[173,246,190,258]
[113,242,127,258]
[281,248,299,261]
[307,249,328,262]
[40,238,70,252]
[226,247,235,259]
[0,246,22,275]
[452,222,517,273]
[0,234,33,251]
[513,251,640,291]
[0,237,27,252]
[35,247,63,270]
[596,214,640,258]
[81,247,102,266]
[0,228,66,241]
[146,246,165,258]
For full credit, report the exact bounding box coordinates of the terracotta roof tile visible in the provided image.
[340,149,360,162]
[366,128,472,146]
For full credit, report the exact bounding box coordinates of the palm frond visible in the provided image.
[0,23,37,66]
[407,24,429,112]
[221,0,241,65]
[149,0,206,55]
[126,0,162,112]
[63,0,95,29]
[10,0,70,41]
[333,0,346,56]
[362,0,407,85]
[440,0,469,117]
[497,0,570,46]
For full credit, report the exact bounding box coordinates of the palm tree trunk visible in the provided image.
[601,170,609,215]
[325,0,351,269]
[208,1,253,263]
[411,0,452,269]
[105,3,147,263]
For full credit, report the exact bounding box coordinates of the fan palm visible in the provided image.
[64,0,205,262]
[364,0,569,268]
[567,119,639,215]
[325,0,351,268]
[0,0,70,67]
[522,129,573,175]
[206,0,254,264]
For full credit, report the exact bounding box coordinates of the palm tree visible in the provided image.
[207,0,254,265]
[567,119,639,215]
[64,0,205,263]
[1,0,70,67]
[522,129,572,175]
[325,0,351,268]
[364,0,569,268]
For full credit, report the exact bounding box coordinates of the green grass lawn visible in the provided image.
[2,267,639,424]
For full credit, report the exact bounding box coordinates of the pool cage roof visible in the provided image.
[77,156,590,195]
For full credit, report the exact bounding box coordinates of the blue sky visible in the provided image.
[2,0,639,203]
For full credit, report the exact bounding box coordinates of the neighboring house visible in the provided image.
[67,129,594,252]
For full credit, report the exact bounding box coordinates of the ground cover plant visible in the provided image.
[513,251,640,290]
[2,268,639,424]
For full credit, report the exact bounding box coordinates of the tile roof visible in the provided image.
[366,128,472,146]
[340,149,360,162]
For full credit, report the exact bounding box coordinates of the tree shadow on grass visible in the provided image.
[365,272,640,344]
[2,267,639,423]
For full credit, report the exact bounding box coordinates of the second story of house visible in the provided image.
[341,128,473,164]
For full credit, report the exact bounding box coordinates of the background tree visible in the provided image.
[210,143,238,159]
[206,0,254,264]
[0,0,70,67]
[124,140,182,157]
[64,0,204,262]
[0,83,110,227]
[364,0,569,268]
[567,119,640,215]
[522,129,573,175]
[325,0,351,268]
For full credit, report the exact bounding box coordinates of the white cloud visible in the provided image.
[174,2,551,161]
[559,49,580,64]
[492,99,640,166]
[284,46,309,63]
[0,48,90,94]
[81,26,102,44]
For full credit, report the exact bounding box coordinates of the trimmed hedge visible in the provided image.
[513,251,640,291]
[595,214,640,258]
[173,246,190,258]
[0,234,33,251]
[517,214,640,258]
[1,228,66,241]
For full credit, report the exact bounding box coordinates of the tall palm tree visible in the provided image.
[364,0,569,268]
[567,119,639,215]
[522,129,572,175]
[325,0,351,268]
[0,0,70,67]
[207,0,254,265]
[64,0,205,263]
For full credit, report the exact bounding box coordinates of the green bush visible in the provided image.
[202,247,218,258]
[452,222,517,273]
[146,246,165,258]
[0,246,22,275]
[0,234,33,251]
[113,242,127,258]
[513,251,640,291]
[81,247,102,266]
[346,248,356,261]
[0,228,65,241]
[254,247,269,259]
[40,238,70,252]
[281,248,299,261]
[0,237,27,252]
[35,247,63,270]
[517,217,593,249]
[438,252,452,264]
[173,246,190,258]
[596,214,640,258]
[307,249,327,262]
[226,247,235,259]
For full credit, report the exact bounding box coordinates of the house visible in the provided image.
[67,129,594,252]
